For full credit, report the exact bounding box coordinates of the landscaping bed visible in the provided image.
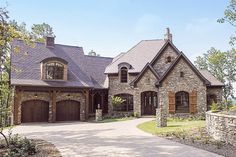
[0,138,61,157]
[137,118,236,157]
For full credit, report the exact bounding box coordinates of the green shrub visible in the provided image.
[210,102,219,112]
[4,134,37,157]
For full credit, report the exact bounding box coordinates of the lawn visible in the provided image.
[137,118,205,135]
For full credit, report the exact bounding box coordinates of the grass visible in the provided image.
[137,118,205,135]
[91,117,135,123]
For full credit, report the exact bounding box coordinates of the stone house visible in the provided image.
[11,28,224,124]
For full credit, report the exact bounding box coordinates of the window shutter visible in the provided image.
[168,91,175,113]
[189,91,197,113]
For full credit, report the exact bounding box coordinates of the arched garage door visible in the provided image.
[21,100,49,123]
[56,100,80,121]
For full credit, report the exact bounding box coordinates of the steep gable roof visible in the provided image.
[105,39,166,74]
[11,40,113,88]
[130,63,159,86]
[199,70,224,87]
[84,55,113,88]
[150,40,181,65]
[156,52,211,86]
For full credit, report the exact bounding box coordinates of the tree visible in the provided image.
[194,47,236,101]
[31,23,54,42]
[218,0,236,45]
[88,50,100,56]
[0,7,32,147]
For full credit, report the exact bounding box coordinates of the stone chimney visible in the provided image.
[164,27,172,42]
[45,36,55,48]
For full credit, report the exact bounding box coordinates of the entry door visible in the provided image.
[141,91,158,115]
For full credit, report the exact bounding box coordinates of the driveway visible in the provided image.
[11,118,221,157]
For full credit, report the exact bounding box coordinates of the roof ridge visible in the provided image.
[14,38,83,48]
[84,55,113,59]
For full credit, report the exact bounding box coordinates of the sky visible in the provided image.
[0,0,234,61]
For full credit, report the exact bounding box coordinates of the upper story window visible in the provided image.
[120,67,128,83]
[166,56,172,63]
[41,57,68,81]
[45,62,64,80]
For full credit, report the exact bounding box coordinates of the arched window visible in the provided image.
[166,56,172,63]
[113,93,133,111]
[175,91,189,113]
[45,62,64,80]
[120,67,128,83]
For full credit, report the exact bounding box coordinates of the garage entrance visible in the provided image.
[21,100,49,123]
[56,100,80,121]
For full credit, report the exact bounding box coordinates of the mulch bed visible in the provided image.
[160,127,236,157]
[0,139,61,157]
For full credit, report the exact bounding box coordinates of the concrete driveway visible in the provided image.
[11,118,221,157]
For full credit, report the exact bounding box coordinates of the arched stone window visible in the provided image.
[120,67,128,83]
[166,56,172,63]
[113,93,133,111]
[175,91,189,113]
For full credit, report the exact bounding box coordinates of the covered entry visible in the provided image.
[56,100,80,121]
[141,91,158,115]
[21,100,49,123]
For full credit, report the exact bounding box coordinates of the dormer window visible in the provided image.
[166,56,172,63]
[120,67,128,83]
[41,57,68,81]
[45,62,64,80]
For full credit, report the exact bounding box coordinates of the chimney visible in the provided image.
[164,27,172,42]
[45,36,55,47]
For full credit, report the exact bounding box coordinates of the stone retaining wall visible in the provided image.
[206,111,236,146]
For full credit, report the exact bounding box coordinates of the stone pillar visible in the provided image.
[156,108,167,127]
[80,109,86,121]
[96,109,103,121]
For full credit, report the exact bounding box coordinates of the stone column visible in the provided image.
[156,108,167,127]
[96,108,103,121]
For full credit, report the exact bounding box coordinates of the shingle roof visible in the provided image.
[84,55,113,88]
[105,39,166,74]
[199,70,224,86]
[11,40,112,88]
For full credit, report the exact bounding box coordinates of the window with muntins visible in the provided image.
[120,67,128,83]
[45,62,64,80]
[175,91,189,113]
[113,94,133,111]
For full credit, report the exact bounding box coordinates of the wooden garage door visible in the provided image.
[21,100,49,123]
[56,100,80,121]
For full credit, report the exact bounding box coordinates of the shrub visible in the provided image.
[210,102,219,112]
[4,134,37,157]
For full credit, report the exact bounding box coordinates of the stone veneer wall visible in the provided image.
[108,68,158,116]
[207,87,223,103]
[159,58,207,116]
[15,90,85,124]
[153,45,178,76]
[206,111,236,146]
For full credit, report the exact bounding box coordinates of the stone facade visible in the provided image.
[13,89,86,124]
[159,58,207,116]
[108,68,158,116]
[206,111,236,146]
[153,45,178,76]
[207,87,223,103]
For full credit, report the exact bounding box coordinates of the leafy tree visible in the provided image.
[88,50,100,56]
[0,7,31,147]
[111,96,124,106]
[218,0,236,45]
[31,23,54,42]
[194,47,236,101]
